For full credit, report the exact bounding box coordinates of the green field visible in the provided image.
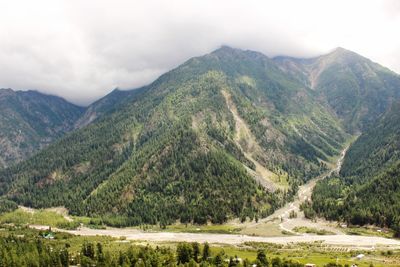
[137,223,243,234]
[0,208,68,227]
[344,226,394,239]
[293,226,335,235]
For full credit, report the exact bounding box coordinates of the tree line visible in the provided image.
[0,234,349,267]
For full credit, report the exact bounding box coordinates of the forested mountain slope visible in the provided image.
[0,46,349,226]
[0,89,84,168]
[274,47,400,234]
[312,101,400,234]
[74,87,147,129]
[274,48,400,132]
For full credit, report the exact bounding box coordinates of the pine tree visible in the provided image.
[202,242,211,261]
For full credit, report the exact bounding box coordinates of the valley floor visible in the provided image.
[234,145,349,236]
[25,144,400,251]
[31,224,400,250]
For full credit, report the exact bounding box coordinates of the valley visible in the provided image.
[240,144,350,236]
[2,1,400,265]
[1,46,400,267]
[18,142,398,250]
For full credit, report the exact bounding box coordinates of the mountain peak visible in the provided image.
[332,46,349,53]
[324,47,363,62]
[0,88,14,96]
[211,45,268,59]
[212,45,239,53]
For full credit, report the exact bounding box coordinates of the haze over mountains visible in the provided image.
[0,46,399,229]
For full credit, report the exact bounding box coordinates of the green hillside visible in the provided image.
[274,47,400,234]
[74,87,147,129]
[312,102,400,234]
[274,48,400,132]
[0,47,348,226]
[0,89,84,168]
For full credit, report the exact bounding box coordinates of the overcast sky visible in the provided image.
[0,0,399,105]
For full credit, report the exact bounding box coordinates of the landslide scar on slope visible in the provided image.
[221,90,282,192]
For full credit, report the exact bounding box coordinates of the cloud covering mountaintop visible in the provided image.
[1,0,399,105]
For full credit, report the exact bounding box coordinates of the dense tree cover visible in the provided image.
[0,199,17,214]
[339,102,400,180]
[0,235,69,267]
[313,163,400,236]
[0,47,349,226]
[312,102,400,235]
[0,89,84,168]
[75,87,148,128]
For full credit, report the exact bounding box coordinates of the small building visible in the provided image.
[356,254,365,260]
[43,233,54,239]
[305,264,316,267]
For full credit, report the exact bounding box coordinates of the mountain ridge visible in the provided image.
[0,88,85,168]
[0,46,351,225]
[273,47,400,132]
[1,46,400,228]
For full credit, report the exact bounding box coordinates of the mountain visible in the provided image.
[75,87,147,129]
[274,48,400,132]
[0,87,144,168]
[312,101,400,234]
[0,89,84,168]
[0,46,349,226]
[274,47,400,234]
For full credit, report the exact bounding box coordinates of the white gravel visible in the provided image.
[45,226,400,249]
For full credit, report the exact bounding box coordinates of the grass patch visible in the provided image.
[293,226,335,235]
[72,216,106,229]
[0,209,68,227]
[141,223,242,234]
[240,221,286,237]
[345,226,394,238]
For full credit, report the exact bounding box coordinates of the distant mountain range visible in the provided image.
[0,89,84,168]
[0,46,399,228]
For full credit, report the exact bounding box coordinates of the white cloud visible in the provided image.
[0,0,399,105]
